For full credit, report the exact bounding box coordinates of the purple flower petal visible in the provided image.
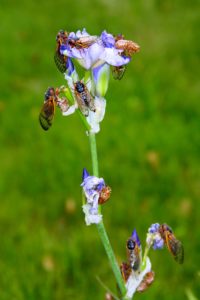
[152,237,164,250]
[101,30,115,48]
[82,168,90,181]
[76,43,104,69]
[81,175,105,203]
[99,48,131,66]
[76,28,89,38]
[131,229,141,246]
[96,180,105,191]
[146,223,164,250]
[66,58,75,76]
[148,223,160,234]
[68,32,76,39]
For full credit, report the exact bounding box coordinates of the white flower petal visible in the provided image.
[86,97,106,133]
[76,28,89,37]
[82,204,102,225]
[76,43,104,69]
[100,48,130,66]
[62,105,76,116]
[64,71,79,88]
[85,190,99,204]
[125,257,152,299]
[82,176,104,189]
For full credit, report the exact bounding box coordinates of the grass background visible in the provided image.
[0,0,199,299]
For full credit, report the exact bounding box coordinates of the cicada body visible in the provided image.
[39,87,57,131]
[98,186,111,205]
[126,237,141,272]
[68,35,98,49]
[111,65,126,80]
[74,81,95,116]
[137,271,155,293]
[115,39,140,56]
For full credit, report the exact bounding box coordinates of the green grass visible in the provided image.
[0,0,200,299]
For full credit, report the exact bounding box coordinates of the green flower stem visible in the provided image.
[96,221,127,297]
[88,132,127,298]
[88,133,99,176]
[77,109,91,132]
[141,245,150,271]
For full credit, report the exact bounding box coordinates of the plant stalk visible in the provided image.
[88,132,127,298]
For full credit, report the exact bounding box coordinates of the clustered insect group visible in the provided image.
[39,29,140,131]
[120,223,184,294]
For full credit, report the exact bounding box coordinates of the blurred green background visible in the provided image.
[0,0,199,299]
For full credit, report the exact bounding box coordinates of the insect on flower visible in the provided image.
[115,39,140,57]
[74,81,96,116]
[98,186,111,205]
[39,87,57,130]
[126,236,141,272]
[54,30,68,73]
[111,34,134,80]
[68,35,98,49]
[39,87,69,130]
[159,224,184,264]
[111,65,126,80]
[136,271,155,293]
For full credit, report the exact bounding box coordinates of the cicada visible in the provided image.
[39,87,57,130]
[111,65,126,80]
[159,224,184,264]
[68,35,98,49]
[74,81,95,116]
[54,30,68,73]
[126,237,141,272]
[137,271,155,293]
[115,39,140,56]
[98,186,111,205]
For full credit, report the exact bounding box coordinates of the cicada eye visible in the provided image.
[45,87,55,100]
[166,226,173,233]
[56,30,65,40]
[75,81,84,93]
[127,239,135,250]
[163,223,173,233]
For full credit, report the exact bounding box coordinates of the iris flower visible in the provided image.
[53,28,140,133]
[81,168,109,225]
[146,223,164,250]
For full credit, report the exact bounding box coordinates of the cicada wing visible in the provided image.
[87,94,96,112]
[81,85,95,112]
[169,238,184,264]
[120,262,132,282]
[75,93,89,117]
[71,36,98,49]
[137,271,155,293]
[54,51,67,73]
[111,65,126,80]
[166,234,184,264]
[39,101,55,131]
[174,240,184,264]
